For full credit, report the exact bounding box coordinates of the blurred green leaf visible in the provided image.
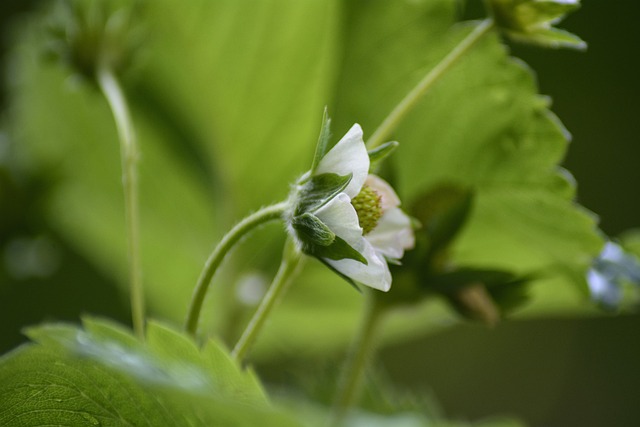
[0,318,298,426]
[274,365,528,427]
[143,0,339,214]
[8,0,338,324]
[332,0,602,312]
[7,0,603,362]
[259,0,602,358]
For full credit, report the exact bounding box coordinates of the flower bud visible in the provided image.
[45,0,144,80]
[485,0,586,49]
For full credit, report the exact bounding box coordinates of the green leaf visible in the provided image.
[6,0,605,362]
[0,318,299,426]
[7,0,339,326]
[333,0,602,310]
[143,0,339,215]
[252,0,603,359]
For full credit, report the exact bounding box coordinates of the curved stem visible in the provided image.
[332,290,385,424]
[96,66,145,338]
[232,238,304,362]
[366,18,495,150]
[185,202,288,336]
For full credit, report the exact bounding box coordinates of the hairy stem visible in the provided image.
[332,290,385,423]
[232,238,304,362]
[97,66,145,338]
[185,203,288,336]
[366,18,495,150]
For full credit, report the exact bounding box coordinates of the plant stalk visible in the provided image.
[332,290,385,424]
[366,18,495,150]
[97,66,145,338]
[232,238,303,362]
[185,202,288,336]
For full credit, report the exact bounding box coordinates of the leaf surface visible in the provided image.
[0,318,298,426]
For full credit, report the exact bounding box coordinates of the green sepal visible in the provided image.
[318,258,362,293]
[506,27,586,50]
[291,212,336,247]
[486,0,585,50]
[302,234,367,266]
[310,107,332,174]
[429,268,533,319]
[367,140,399,170]
[488,0,581,29]
[521,0,581,22]
[428,268,531,292]
[408,184,474,270]
[294,172,352,215]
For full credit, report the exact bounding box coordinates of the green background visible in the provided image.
[1,1,638,426]
[380,2,640,425]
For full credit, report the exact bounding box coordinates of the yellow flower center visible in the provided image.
[351,185,382,235]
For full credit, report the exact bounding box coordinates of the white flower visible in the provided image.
[289,124,414,291]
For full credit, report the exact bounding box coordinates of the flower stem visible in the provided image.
[332,290,385,423]
[96,65,145,339]
[366,18,495,150]
[232,238,304,362]
[185,203,288,336]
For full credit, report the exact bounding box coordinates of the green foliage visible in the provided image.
[332,1,601,287]
[8,0,340,327]
[6,0,603,386]
[0,318,298,426]
[0,319,529,426]
[0,0,621,423]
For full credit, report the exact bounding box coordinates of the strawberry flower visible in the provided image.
[287,123,414,291]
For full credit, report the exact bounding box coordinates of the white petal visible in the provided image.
[315,124,369,198]
[314,192,393,291]
[365,175,400,210]
[314,193,363,248]
[366,207,415,260]
[325,240,392,292]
